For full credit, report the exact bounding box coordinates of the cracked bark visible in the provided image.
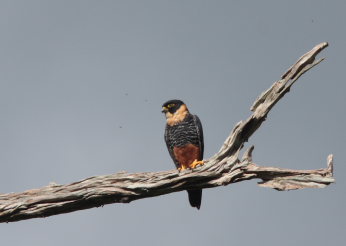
[0,42,334,223]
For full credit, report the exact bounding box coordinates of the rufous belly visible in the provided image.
[173,144,201,169]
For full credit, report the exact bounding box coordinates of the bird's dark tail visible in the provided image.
[187,189,202,209]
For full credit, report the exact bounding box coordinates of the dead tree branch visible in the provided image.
[0,42,334,223]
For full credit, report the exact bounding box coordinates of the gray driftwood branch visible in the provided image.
[0,42,334,223]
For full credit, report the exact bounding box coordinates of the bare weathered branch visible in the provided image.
[0,42,333,223]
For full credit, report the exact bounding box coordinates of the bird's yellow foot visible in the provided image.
[190,159,204,169]
[178,165,187,171]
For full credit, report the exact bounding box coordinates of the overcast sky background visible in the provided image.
[0,1,345,245]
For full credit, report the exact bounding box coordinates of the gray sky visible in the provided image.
[0,1,345,245]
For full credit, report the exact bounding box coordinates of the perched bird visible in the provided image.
[162,99,204,209]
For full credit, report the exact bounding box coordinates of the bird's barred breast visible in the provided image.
[166,116,199,148]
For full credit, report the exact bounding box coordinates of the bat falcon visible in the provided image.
[162,99,204,209]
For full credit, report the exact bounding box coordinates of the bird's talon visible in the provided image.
[190,159,204,169]
[178,166,187,171]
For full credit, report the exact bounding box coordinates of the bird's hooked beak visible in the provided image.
[161,106,168,113]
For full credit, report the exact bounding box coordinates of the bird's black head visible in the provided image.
[162,99,185,114]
